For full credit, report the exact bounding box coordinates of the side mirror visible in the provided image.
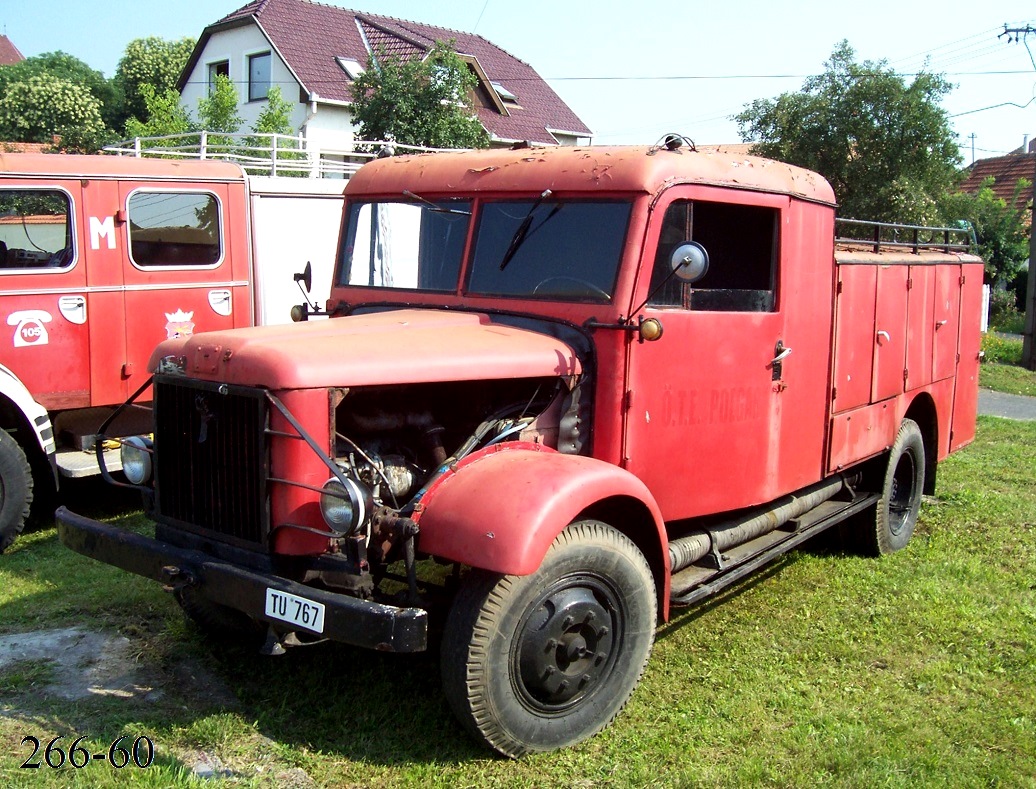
[670,241,709,284]
[293,261,313,294]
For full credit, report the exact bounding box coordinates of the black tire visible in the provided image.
[867,418,926,556]
[440,520,657,757]
[0,431,33,554]
[175,586,264,642]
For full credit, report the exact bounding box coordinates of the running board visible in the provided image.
[669,491,880,606]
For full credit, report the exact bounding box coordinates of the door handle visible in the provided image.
[876,330,891,345]
[769,346,792,366]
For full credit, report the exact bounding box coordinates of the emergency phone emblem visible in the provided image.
[7,310,53,347]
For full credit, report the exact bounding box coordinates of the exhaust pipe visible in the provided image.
[669,475,847,573]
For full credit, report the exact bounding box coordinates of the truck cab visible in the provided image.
[58,143,982,757]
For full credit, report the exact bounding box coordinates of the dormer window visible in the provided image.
[336,57,365,80]
[492,82,517,104]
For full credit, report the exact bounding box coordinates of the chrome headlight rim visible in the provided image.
[120,435,153,486]
[319,475,373,536]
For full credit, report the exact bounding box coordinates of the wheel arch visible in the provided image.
[903,392,938,495]
[413,444,670,614]
[577,495,670,620]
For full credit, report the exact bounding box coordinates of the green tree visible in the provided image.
[115,36,195,129]
[196,73,242,134]
[0,51,123,132]
[124,84,194,141]
[735,41,961,223]
[0,73,106,152]
[247,86,307,175]
[939,177,1031,289]
[351,41,489,149]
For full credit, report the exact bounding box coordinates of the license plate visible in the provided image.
[264,588,326,634]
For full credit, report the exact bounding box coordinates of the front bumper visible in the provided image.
[56,506,428,653]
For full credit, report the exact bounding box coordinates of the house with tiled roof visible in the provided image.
[177,0,591,159]
[0,35,25,67]
[959,139,1035,213]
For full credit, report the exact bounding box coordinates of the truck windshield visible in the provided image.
[337,198,632,303]
[337,200,471,291]
[468,200,631,303]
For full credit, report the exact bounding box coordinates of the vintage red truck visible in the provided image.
[0,152,343,552]
[57,142,982,757]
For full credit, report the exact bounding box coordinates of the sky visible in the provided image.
[3,0,1036,164]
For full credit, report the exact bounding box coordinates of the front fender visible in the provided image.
[413,443,667,577]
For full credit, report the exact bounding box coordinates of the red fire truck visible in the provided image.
[0,153,343,552]
[57,142,982,756]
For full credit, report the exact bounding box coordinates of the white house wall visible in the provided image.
[181,26,309,133]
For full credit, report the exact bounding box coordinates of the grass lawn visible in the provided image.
[980,332,1036,397]
[1,418,1034,787]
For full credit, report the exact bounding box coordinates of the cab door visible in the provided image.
[114,181,252,398]
[621,187,834,520]
[0,180,91,410]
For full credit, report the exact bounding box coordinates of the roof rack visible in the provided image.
[835,218,975,254]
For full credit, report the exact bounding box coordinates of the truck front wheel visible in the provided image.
[0,431,33,553]
[868,418,925,555]
[440,520,656,757]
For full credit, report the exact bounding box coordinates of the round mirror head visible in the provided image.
[670,241,709,283]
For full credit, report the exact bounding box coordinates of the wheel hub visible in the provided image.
[515,580,618,709]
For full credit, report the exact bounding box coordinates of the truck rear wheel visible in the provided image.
[0,431,33,554]
[440,520,656,757]
[868,418,925,555]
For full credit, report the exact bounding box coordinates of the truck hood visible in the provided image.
[150,309,582,389]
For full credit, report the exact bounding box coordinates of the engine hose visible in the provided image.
[668,475,846,573]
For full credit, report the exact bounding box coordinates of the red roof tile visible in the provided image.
[0,35,25,67]
[193,0,592,143]
[960,152,1036,210]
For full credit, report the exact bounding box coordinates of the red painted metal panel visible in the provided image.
[0,178,91,410]
[933,264,962,382]
[872,266,908,402]
[950,263,984,452]
[830,264,876,413]
[905,265,935,391]
[152,308,582,389]
[119,181,248,399]
[828,399,896,472]
[414,444,668,585]
[270,388,332,555]
[621,188,832,518]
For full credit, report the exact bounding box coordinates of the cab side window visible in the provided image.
[648,199,778,312]
[128,191,222,268]
[0,189,74,271]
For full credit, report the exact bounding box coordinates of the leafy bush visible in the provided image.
[980,331,1023,365]
[988,287,1022,330]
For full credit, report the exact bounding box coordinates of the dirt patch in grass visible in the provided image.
[0,626,237,708]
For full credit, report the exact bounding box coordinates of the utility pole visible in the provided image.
[1001,25,1036,369]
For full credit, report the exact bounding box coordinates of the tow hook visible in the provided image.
[260,627,324,656]
[160,565,195,593]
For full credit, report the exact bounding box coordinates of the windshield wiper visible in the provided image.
[499,189,561,271]
[402,189,471,215]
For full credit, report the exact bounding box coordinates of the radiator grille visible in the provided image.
[154,377,269,546]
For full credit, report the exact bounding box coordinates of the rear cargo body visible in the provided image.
[57,143,983,758]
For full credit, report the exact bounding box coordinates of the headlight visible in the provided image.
[120,435,153,485]
[319,475,373,535]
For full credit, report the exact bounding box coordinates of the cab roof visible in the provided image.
[345,144,837,205]
[0,153,246,183]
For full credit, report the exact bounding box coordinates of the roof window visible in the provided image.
[336,57,365,80]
